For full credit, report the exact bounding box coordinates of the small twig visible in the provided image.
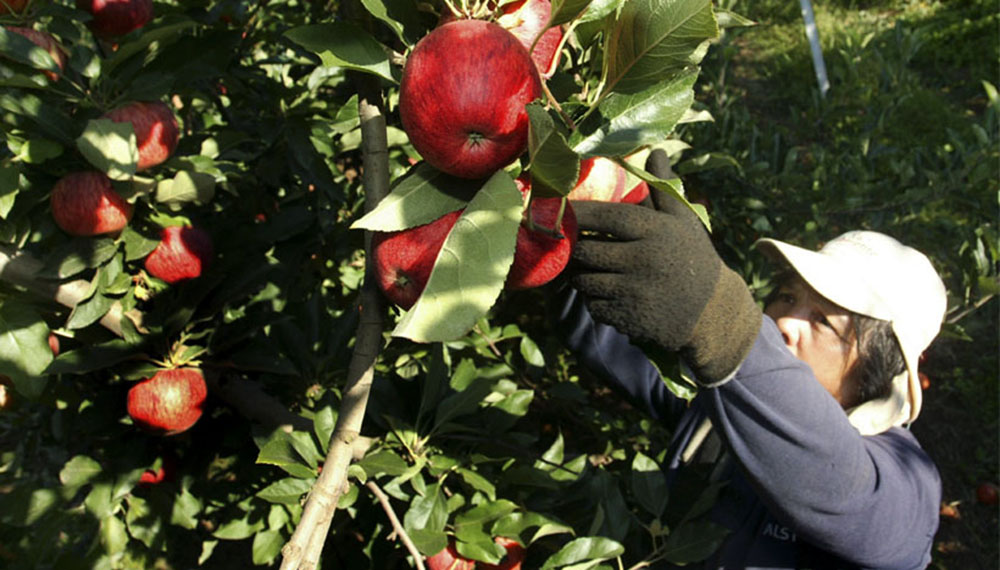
[542,80,577,131]
[366,480,426,570]
[946,292,996,325]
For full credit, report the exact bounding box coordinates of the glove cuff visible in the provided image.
[684,267,762,384]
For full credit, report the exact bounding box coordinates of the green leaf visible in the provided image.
[434,376,494,429]
[661,520,729,564]
[252,530,284,565]
[40,237,119,279]
[85,482,116,519]
[66,292,114,331]
[100,515,128,556]
[526,102,580,197]
[630,452,668,517]
[603,0,717,95]
[392,170,524,342]
[0,302,53,399]
[550,0,594,26]
[257,477,315,505]
[213,515,266,540]
[454,500,518,548]
[619,160,710,230]
[46,339,144,375]
[155,170,216,207]
[456,467,496,501]
[170,486,202,529]
[121,227,160,262]
[519,335,545,367]
[285,23,396,83]
[403,483,449,555]
[256,429,319,479]
[493,511,574,543]
[0,92,75,143]
[76,119,138,181]
[359,0,426,47]
[0,486,59,526]
[126,495,162,549]
[16,137,63,164]
[313,404,337,454]
[357,449,409,478]
[573,67,698,157]
[0,164,18,219]
[350,163,474,231]
[60,455,102,493]
[540,536,624,569]
[0,27,61,75]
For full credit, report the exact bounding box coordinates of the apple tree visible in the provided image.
[0,0,753,568]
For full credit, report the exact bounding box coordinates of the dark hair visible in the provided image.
[763,270,907,407]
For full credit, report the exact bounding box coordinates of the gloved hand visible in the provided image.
[569,150,761,385]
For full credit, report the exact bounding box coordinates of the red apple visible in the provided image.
[372,209,463,310]
[566,157,650,204]
[497,0,563,78]
[507,175,577,290]
[918,372,930,391]
[127,368,207,436]
[103,101,180,170]
[0,0,29,14]
[144,225,214,284]
[50,171,133,236]
[426,541,475,570]
[482,537,526,570]
[76,0,153,39]
[138,454,176,486]
[5,27,66,81]
[48,333,60,357]
[976,482,999,506]
[399,20,542,179]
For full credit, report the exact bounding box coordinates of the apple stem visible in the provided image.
[524,196,567,240]
[542,81,576,130]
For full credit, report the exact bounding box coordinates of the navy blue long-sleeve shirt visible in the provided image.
[557,288,940,569]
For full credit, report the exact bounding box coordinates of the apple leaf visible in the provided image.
[350,163,472,232]
[539,536,625,569]
[76,119,138,181]
[285,23,396,83]
[155,170,216,207]
[403,482,449,555]
[577,0,621,24]
[619,159,710,231]
[549,0,594,26]
[631,451,668,517]
[0,165,20,220]
[603,0,718,95]
[572,66,698,157]
[0,92,76,144]
[0,302,52,399]
[359,0,425,47]
[101,21,199,77]
[392,171,523,343]
[526,102,580,198]
[660,520,730,564]
[0,27,61,75]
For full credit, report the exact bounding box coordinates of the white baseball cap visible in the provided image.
[755,231,948,435]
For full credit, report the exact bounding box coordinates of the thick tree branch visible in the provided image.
[280,71,389,570]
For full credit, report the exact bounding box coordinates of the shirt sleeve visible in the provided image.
[698,315,941,568]
[553,286,688,423]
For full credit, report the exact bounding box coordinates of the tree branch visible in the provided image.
[280,71,390,570]
[367,480,426,570]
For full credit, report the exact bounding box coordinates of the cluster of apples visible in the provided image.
[375,0,647,310]
[5,0,215,437]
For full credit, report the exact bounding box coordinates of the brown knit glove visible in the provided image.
[569,151,761,384]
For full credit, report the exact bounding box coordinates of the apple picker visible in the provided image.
[557,149,947,568]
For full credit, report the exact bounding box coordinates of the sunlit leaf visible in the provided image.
[285,23,396,83]
[540,536,624,569]
[0,302,52,398]
[350,163,473,231]
[393,170,523,342]
[527,102,580,198]
[76,119,138,181]
[630,452,668,517]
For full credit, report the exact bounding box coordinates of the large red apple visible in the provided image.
[497,0,563,78]
[566,157,649,204]
[76,0,153,39]
[399,20,542,179]
[5,27,66,81]
[0,0,29,14]
[103,101,180,171]
[144,225,214,284]
[372,209,463,310]
[50,171,133,236]
[127,368,207,436]
[482,537,526,570]
[426,541,475,570]
[507,175,577,290]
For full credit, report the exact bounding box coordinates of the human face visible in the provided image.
[764,276,860,408]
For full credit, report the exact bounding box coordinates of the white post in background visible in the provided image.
[799,0,830,97]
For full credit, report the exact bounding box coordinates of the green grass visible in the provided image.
[679,1,999,566]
